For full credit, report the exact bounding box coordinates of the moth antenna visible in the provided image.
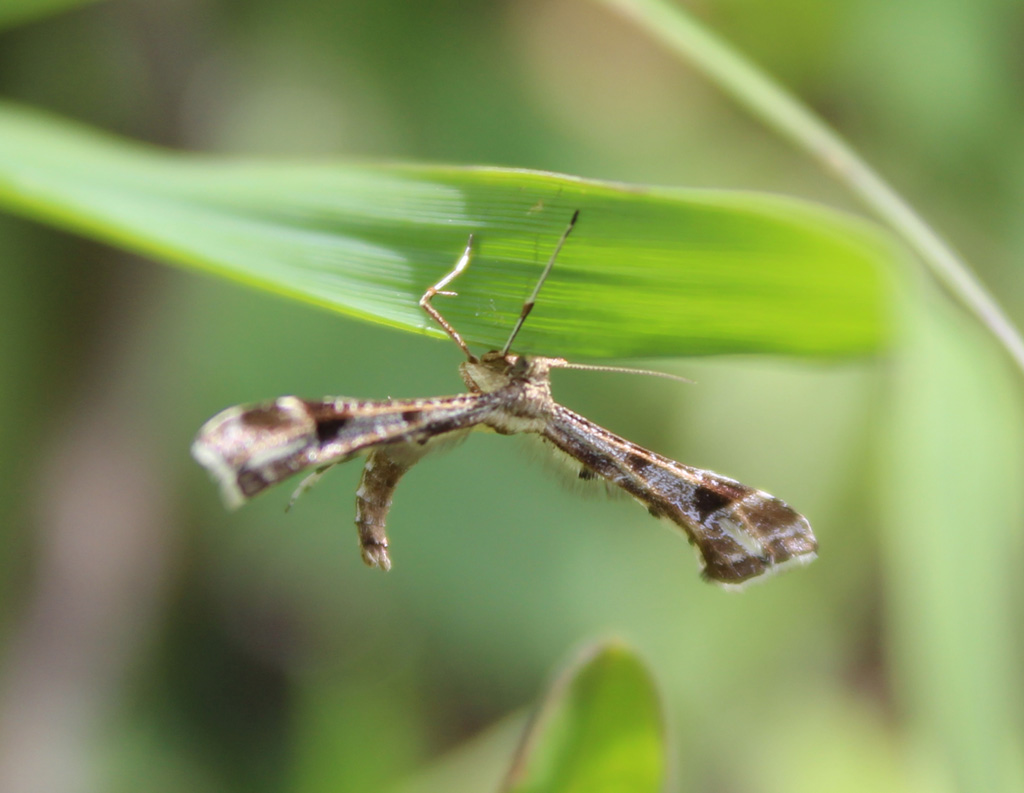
[420,234,478,363]
[501,209,580,356]
[550,360,694,384]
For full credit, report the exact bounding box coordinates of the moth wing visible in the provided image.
[192,393,491,507]
[542,405,816,586]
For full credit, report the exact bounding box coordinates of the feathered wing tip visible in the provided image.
[190,397,321,508]
[191,435,247,510]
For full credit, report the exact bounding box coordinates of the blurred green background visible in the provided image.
[0,1,1022,792]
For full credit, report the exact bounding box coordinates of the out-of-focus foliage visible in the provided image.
[0,0,108,30]
[0,1,1021,793]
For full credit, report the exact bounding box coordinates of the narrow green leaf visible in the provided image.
[0,101,893,358]
[502,642,665,793]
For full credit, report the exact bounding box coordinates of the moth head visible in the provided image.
[459,351,566,393]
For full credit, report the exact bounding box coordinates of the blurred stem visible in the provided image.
[597,0,1024,378]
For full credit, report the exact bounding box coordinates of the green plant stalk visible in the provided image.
[597,0,1024,378]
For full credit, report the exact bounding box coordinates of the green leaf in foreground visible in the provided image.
[501,642,665,793]
[0,101,894,358]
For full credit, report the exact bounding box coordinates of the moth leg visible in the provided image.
[419,235,477,362]
[285,464,335,512]
[355,446,417,571]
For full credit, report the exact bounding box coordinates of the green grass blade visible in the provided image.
[501,642,665,793]
[0,101,893,358]
[598,0,1024,375]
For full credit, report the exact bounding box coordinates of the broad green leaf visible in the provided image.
[0,101,893,358]
[501,642,665,793]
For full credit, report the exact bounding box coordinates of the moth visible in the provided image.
[192,211,817,586]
